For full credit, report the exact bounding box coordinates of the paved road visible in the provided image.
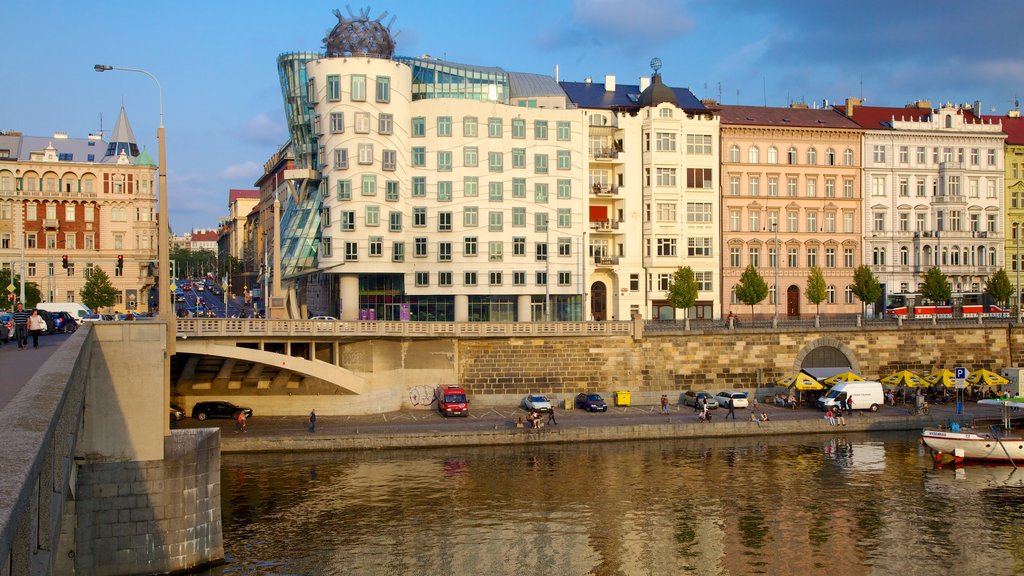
[0,332,72,411]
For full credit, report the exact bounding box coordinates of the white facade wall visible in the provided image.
[861,105,1005,295]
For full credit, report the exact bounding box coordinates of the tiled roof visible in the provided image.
[191,231,218,242]
[832,105,932,129]
[982,114,1024,145]
[719,105,861,129]
[560,78,703,111]
[228,189,260,202]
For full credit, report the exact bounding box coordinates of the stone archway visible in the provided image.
[793,337,859,373]
[590,281,607,321]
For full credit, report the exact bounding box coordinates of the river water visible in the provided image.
[201,431,1024,575]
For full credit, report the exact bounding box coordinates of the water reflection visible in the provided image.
[201,432,1024,575]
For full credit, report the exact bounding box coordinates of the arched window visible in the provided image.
[660,108,673,118]
[767,146,778,164]
[807,148,818,165]
[843,148,854,166]
[787,147,798,165]
[825,148,836,166]
[827,285,836,304]
[729,145,740,163]
[945,115,953,128]
[748,146,760,164]
[900,246,909,265]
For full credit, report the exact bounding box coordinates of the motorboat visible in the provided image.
[921,398,1024,465]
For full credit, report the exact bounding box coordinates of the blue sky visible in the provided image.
[5,1,1022,233]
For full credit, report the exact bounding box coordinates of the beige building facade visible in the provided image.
[720,104,863,318]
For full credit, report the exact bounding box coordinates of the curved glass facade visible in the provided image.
[396,56,508,103]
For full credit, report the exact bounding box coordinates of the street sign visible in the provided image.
[955,366,967,390]
[6,283,13,293]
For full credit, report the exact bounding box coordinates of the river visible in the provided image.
[200,431,1024,575]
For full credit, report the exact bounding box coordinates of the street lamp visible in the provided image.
[771,220,779,325]
[1017,223,1021,323]
[95,63,173,432]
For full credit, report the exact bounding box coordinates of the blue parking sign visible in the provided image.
[955,367,968,380]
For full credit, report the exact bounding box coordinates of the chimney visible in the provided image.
[584,76,592,85]
[906,100,931,109]
[790,102,809,109]
[844,97,861,117]
[639,76,651,92]
[1009,110,1021,118]
[554,64,559,83]
[604,75,616,92]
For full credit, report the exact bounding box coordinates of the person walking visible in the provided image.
[235,410,246,433]
[308,409,316,433]
[546,408,558,426]
[846,395,854,415]
[726,398,735,420]
[11,303,29,350]
[660,394,670,414]
[28,309,46,348]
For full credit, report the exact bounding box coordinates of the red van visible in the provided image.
[437,385,469,417]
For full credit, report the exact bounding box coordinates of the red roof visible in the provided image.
[833,105,932,129]
[191,231,218,242]
[718,105,861,129]
[982,113,1024,145]
[228,188,260,202]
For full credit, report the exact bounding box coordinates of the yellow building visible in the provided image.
[985,110,1024,303]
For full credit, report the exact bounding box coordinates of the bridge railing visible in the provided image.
[1,327,91,576]
[176,318,635,338]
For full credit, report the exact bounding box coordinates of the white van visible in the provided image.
[817,381,885,412]
[36,302,93,320]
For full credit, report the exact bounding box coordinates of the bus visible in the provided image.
[886,292,1008,319]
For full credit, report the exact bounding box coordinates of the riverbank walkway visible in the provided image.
[174,399,1005,453]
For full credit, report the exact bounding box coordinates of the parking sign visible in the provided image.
[955,366,967,389]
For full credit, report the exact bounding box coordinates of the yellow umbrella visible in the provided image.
[778,372,824,391]
[822,371,864,386]
[880,369,926,388]
[966,368,1010,387]
[924,369,957,388]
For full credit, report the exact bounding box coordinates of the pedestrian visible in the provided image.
[700,402,710,423]
[660,394,669,414]
[726,398,735,420]
[760,411,770,422]
[547,408,558,426]
[839,395,847,414]
[11,302,29,350]
[235,410,246,432]
[826,408,835,426]
[28,309,46,348]
[835,409,846,426]
[846,395,854,415]
[749,410,757,422]
[308,409,316,433]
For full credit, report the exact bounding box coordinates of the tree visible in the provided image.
[0,268,41,310]
[734,264,769,320]
[920,267,952,305]
[79,267,119,311]
[850,265,882,317]
[666,266,698,327]
[806,266,827,319]
[984,268,1014,309]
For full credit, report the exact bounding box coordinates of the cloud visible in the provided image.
[219,161,261,180]
[231,112,287,147]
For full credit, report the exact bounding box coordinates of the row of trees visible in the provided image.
[666,264,1018,321]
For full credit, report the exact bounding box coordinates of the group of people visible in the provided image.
[824,407,847,426]
[6,303,48,350]
[773,393,799,409]
[749,410,770,422]
[524,410,556,428]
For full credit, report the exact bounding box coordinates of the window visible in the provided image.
[657,133,677,152]
[556,121,571,141]
[730,247,741,267]
[361,175,376,196]
[464,237,478,257]
[489,117,503,137]
[512,207,526,227]
[513,237,526,256]
[412,177,426,197]
[873,212,885,232]
[513,179,526,199]
[787,211,798,232]
[767,146,778,164]
[787,147,798,165]
[392,242,404,262]
[438,151,452,171]
[687,168,712,189]
[536,271,547,286]
[437,116,452,137]
[412,117,425,137]
[366,206,380,226]
[376,75,390,102]
[988,149,997,166]
[340,211,355,231]
[686,202,712,223]
[489,182,503,202]
[729,210,741,231]
[378,113,393,134]
[534,120,548,140]
[656,238,677,256]
[382,149,396,171]
[898,146,908,164]
[489,211,504,232]
[512,148,525,168]
[656,168,676,186]
[438,242,451,261]
[787,247,798,268]
[509,118,525,139]
[513,271,526,286]
[414,271,428,286]
[412,207,425,227]
[807,148,818,165]
[749,247,760,267]
[320,237,332,257]
[768,177,779,197]
[557,271,571,286]
[411,147,425,167]
[437,181,452,202]
[730,176,740,196]
[729,145,740,163]
[844,248,855,268]
[825,212,836,233]
[464,146,478,167]
[320,207,332,227]
[345,242,358,261]
[326,75,340,101]
[872,145,886,163]
[534,183,549,203]
[787,177,797,197]
[558,237,571,256]
[657,203,676,222]
[464,207,478,227]
[389,211,402,232]
[844,179,855,198]
[807,211,818,232]
[695,271,712,292]
[557,150,571,170]
[536,242,548,261]
[464,176,479,197]
[748,176,760,196]
[748,210,761,231]
[488,270,502,285]
[330,112,345,133]
[806,247,818,267]
[557,179,571,199]
[534,154,548,174]
[825,247,836,268]
[351,75,366,101]
[688,237,712,257]
[748,146,760,163]
[806,178,817,197]
[488,152,503,172]
[872,176,886,196]
[414,237,428,258]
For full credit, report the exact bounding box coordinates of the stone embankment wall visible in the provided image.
[459,325,1019,402]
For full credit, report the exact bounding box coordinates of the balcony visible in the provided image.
[593,255,619,267]
[933,194,966,204]
[590,184,619,197]
[590,219,621,232]
[42,218,59,230]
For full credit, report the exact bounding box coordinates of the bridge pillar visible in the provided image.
[213,359,237,388]
[455,294,469,322]
[176,356,199,387]
[517,295,531,321]
[340,274,359,321]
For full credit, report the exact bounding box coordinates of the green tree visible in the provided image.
[171,246,218,279]
[806,266,827,319]
[850,265,882,317]
[666,266,699,327]
[984,268,1014,309]
[735,264,769,320]
[0,268,41,310]
[920,267,952,305]
[79,266,119,311]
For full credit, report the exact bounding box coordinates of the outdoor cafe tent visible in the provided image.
[880,370,926,388]
[777,372,824,391]
[924,369,957,388]
[966,368,1010,387]
[822,371,864,386]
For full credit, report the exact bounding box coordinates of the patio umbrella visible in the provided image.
[966,368,1010,387]
[778,372,824,391]
[822,371,864,386]
[880,369,926,388]
[924,369,957,388]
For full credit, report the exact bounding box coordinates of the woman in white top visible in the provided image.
[28,309,47,349]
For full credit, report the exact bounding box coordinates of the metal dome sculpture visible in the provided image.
[323,6,397,58]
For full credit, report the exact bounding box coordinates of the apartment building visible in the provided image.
[982,109,1024,301]
[0,106,157,311]
[719,104,863,318]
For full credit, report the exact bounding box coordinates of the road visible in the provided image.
[174,279,252,318]
[0,332,72,411]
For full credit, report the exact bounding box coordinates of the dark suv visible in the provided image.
[191,401,253,421]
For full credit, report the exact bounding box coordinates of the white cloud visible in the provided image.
[219,161,261,180]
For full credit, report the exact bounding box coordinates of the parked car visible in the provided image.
[523,394,553,413]
[436,385,469,417]
[715,390,749,410]
[682,390,719,409]
[191,401,253,421]
[50,311,78,333]
[35,309,55,334]
[575,393,608,412]
[169,403,186,421]
[0,312,10,343]
[81,313,104,322]
[310,315,337,320]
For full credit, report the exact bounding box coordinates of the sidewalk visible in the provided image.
[0,332,71,411]
[174,400,1000,453]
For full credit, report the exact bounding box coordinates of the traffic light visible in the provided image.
[61,255,68,269]
[117,255,124,273]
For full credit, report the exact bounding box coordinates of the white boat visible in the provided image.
[921,398,1024,464]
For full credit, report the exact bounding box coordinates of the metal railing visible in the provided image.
[176,318,635,338]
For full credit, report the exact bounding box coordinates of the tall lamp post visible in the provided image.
[1017,223,1021,323]
[772,220,779,325]
[95,64,173,434]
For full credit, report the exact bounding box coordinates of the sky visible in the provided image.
[4,0,1022,234]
